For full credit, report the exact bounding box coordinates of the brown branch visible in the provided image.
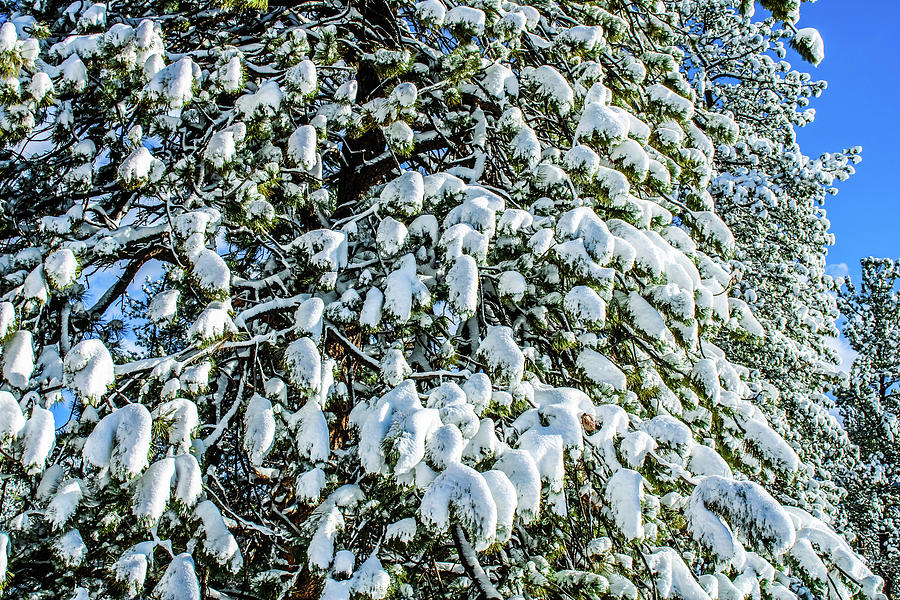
[88,245,176,319]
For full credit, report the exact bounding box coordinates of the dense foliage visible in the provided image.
[0,0,885,599]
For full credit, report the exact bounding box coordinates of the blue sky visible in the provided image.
[790,0,900,281]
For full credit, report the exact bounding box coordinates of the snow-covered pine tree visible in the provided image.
[0,0,884,599]
[662,1,860,529]
[836,258,900,597]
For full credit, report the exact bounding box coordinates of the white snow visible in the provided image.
[380,347,411,387]
[476,326,525,386]
[44,249,78,288]
[381,171,424,217]
[143,57,196,108]
[793,27,824,65]
[82,403,152,479]
[55,529,87,567]
[447,254,478,318]
[349,552,391,599]
[293,400,331,463]
[296,467,327,503]
[385,517,417,544]
[352,380,440,475]
[188,301,237,341]
[493,448,542,522]
[285,59,317,96]
[191,249,231,296]
[46,479,83,529]
[244,393,276,466]
[577,349,626,391]
[606,468,644,540]
[20,406,55,473]
[63,338,115,404]
[204,123,246,169]
[288,124,317,170]
[133,457,176,524]
[148,289,180,324]
[4,330,34,389]
[498,271,526,303]
[0,391,25,443]
[117,146,163,188]
[284,337,322,396]
[420,462,497,550]
[196,500,242,571]
[686,475,795,566]
[152,553,201,600]
[445,6,486,34]
[376,216,408,257]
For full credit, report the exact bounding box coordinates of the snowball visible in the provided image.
[646,548,711,600]
[575,102,629,145]
[530,65,574,113]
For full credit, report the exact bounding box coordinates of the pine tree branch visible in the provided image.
[451,524,502,600]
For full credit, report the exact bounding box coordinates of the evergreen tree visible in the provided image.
[666,0,859,527]
[0,0,884,599]
[837,258,900,597]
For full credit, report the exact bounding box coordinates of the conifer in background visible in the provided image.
[837,258,900,598]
